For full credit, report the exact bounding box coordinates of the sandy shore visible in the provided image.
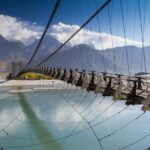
[0,80,78,93]
[0,79,66,87]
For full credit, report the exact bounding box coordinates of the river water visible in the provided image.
[0,81,149,150]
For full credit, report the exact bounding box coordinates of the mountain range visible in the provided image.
[0,34,149,75]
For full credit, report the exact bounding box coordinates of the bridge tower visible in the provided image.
[8,61,23,79]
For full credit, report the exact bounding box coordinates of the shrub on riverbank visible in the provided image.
[18,72,52,80]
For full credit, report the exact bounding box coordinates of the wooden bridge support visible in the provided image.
[87,71,97,92]
[103,77,115,96]
[76,70,85,87]
[126,80,145,105]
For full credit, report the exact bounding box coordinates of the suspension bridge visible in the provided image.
[2,0,150,149]
[17,0,150,111]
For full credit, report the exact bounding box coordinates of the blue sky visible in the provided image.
[0,0,143,24]
[0,0,102,25]
[0,0,56,25]
[0,0,149,45]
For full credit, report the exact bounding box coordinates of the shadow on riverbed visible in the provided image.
[17,88,62,150]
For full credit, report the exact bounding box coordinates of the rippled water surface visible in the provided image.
[0,82,149,150]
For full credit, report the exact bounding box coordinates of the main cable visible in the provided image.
[23,0,62,70]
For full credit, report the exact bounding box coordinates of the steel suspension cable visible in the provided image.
[64,98,104,150]
[35,0,112,67]
[120,0,130,76]
[119,129,150,150]
[130,0,138,71]
[94,0,107,73]
[138,0,146,74]
[89,100,116,123]
[23,0,62,70]
[138,0,149,92]
[107,3,116,74]
[99,111,145,141]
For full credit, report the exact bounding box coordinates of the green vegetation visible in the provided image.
[18,72,52,80]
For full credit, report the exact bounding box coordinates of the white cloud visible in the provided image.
[0,15,42,45]
[0,15,143,49]
[50,22,142,50]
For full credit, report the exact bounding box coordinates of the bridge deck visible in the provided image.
[18,67,150,111]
